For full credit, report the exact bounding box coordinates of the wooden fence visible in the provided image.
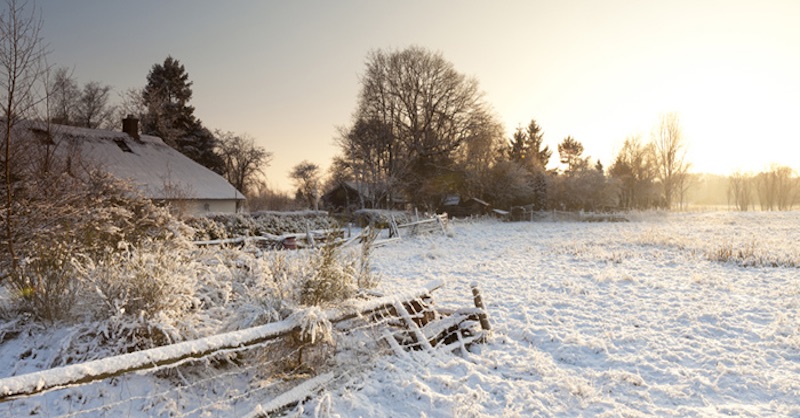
[0,280,490,415]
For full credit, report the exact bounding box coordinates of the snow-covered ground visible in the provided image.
[308,211,800,417]
[3,211,800,416]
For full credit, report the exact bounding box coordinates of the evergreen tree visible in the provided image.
[142,56,223,173]
[558,136,585,173]
[508,126,527,162]
[507,119,552,170]
[526,119,551,169]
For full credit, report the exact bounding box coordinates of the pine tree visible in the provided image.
[142,56,223,173]
[558,136,585,173]
[526,119,551,169]
[508,126,527,162]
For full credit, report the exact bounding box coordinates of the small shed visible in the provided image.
[438,196,492,218]
[322,181,372,213]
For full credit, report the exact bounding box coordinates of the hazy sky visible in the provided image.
[39,1,800,191]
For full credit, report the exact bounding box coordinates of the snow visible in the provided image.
[2,211,800,416]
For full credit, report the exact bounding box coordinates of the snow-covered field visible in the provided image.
[312,211,800,417]
[3,211,800,416]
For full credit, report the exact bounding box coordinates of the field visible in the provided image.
[2,211,799,416]
[322,211,800,416]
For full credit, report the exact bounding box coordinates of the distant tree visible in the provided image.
[551,161,614,211]
[337,117,399,208]
[351,46,497,208]
[290,161,321,210]
[526,119,551,169]
[508,126,527,162]
[755,165,797,211]
[325,155,352,187]
[727,171,754,211]
[485,160,535,209]
[142,56,222,172]
[455,115,504,200]
[609,135,658,209]
[557,136,585,173]
[116,86,147,122]
[48,66,78,125]
[246,181,297,212]
[652,113,690,209]
[215,130,272,196]
[75,81,115,129]
[507,119,551,171]
[47,69,116,130]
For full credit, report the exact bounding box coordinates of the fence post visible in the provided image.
[471,283,491,331]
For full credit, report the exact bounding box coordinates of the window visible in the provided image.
[114,138,133,153]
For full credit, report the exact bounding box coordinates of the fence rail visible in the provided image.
[0,279,489,417]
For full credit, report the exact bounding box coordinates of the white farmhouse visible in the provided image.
[25,117,245,215]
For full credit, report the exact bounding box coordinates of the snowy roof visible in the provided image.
[30,122,244,201]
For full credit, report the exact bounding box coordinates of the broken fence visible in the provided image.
[0,281,490,417]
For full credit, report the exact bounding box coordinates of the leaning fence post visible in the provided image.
[471,283,491,331]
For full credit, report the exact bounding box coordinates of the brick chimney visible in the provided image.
[122,115,140,141]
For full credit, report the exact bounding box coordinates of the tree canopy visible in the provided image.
[339,46,499,208]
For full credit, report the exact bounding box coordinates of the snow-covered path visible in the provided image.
[313,212,800,417]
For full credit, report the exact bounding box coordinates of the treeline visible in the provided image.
[728,166,799,211]
[327,46,691,213]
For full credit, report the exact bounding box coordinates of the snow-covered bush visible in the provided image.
[300,243,358,307]
[3,170,190,323]
[186,211,339,240]
[196,246,311,330]
[79,240,196,324]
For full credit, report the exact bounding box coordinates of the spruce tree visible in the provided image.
[508,127,528,162]
[142,56,223,173]
[526,119,551,169]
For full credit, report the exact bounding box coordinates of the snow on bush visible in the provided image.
[47,240,201,361]
[3,171,189,323]
[300,243,358,307]
[185,211,339,240]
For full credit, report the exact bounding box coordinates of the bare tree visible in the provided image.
[0,0,48,272]
[350,46,497,208]
[756,165,797,211]
[456,114,504,199]
[652,113,690,209]
[246,181,296,212]
[215,130,272,196]
[727,171,754,211]
[290,160,321,210]
[115,86,147,122]
[609,135,659,210]
[75,81,114,129]
[48,66,78,125]
[337,118,399,208]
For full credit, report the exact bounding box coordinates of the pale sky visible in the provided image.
[40,1,800,192]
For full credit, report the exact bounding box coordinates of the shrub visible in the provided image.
[186,211,339,240]
[3,170,190,322]
[300,243,357,307]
